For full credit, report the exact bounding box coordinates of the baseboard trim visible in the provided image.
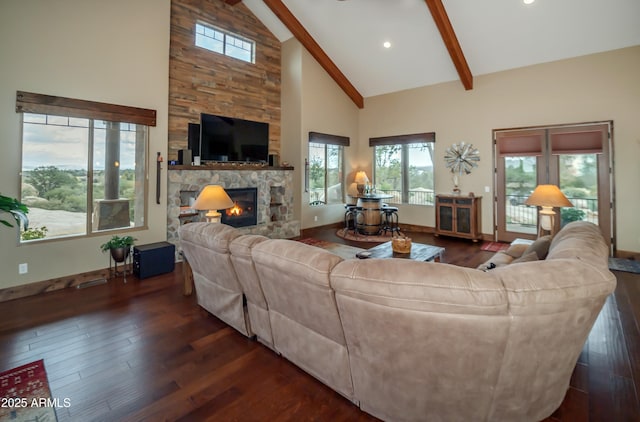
[0,268,111,303]
[616,250,640,260]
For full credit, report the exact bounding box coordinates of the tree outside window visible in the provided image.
[371,133,435,205]
[308,132,349,205]
[20,114,147,241]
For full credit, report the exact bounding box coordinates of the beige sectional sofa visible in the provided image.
[179,221,616,422]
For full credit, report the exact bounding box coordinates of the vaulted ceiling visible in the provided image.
[236,0,640,108]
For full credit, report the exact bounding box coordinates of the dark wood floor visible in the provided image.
[1,228,639,421]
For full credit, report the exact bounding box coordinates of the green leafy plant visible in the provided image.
[100,235,136,252]
[561,208,586,226]
[21,226,48,241]
[0,194,29,230]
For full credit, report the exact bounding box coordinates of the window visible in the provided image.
[370,133,435,205]
[195,22,255,64]
[307,132,349,205]
[16,91,155,242]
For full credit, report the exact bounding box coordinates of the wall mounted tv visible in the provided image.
[199,113,269,163]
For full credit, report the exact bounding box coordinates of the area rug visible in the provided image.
[480,241,510,252]
[609,257,640,274]
[298,238,365,260]
[335,229,404,243]
[0,359,58,421]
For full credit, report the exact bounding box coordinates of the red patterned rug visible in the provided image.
[480,241,510,252]
[0,359,58,421]
[298,238,365,260]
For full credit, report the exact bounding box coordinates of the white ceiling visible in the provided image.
[244,0,640,98]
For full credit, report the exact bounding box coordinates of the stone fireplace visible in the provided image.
[222,187,258,228]
[167,166,300,257]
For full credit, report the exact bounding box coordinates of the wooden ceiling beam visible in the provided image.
[424,0,473,90]
[263,0,364,108]
[223,0,243,5]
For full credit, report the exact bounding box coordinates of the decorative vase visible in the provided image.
[110,247,130,263]
[452,173,461,194]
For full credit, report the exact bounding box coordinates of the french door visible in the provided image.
[494,122,614,251]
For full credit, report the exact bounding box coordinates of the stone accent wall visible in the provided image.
[168,0,281,161]
[167,168,300,254]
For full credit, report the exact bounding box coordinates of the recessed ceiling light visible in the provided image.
[523,0,535,4]
[383,41,391,49]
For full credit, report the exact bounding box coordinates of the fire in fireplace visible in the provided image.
[221,188,257,228]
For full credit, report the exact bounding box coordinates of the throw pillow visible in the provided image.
[503,243,529,259]
[523,235,552,260]
[511,251,539,264]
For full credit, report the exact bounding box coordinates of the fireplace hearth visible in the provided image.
[221,188,257,228]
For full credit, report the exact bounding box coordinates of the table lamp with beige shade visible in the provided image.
[192,185,234,223]
[354,171,370,196]
[525,184,573,237]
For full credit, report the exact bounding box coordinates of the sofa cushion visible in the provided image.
[547,221,610,267]
[333,259,508,315]
[523,235,552,260]
[179,222,241,253]
[511,251,539,264]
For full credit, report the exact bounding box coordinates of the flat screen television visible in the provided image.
[199,113,269,162]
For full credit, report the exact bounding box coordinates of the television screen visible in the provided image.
[200,113,269,162]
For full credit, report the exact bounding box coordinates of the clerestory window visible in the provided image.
[195,22,255,64]
[16,91,155,242]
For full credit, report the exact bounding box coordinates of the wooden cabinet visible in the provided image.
[435,195,482,241]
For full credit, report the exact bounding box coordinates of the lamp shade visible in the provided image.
[524,185,573,208]
[354,171,369,184]
[192,185,234,211]
[346,182,359,197]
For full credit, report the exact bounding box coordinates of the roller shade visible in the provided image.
[496,130,544,157]
[550,124,607,154]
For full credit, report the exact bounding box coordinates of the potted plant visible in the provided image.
[100,234,136,262]
[0,194,29,230]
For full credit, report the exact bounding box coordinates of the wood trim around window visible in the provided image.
[309,131,350,146]
[16,91,157,126]
[369,132,435,146]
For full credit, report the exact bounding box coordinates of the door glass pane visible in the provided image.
[504,156,537,235]
[558,154,598,227]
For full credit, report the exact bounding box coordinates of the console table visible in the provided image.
[434,194,482,242]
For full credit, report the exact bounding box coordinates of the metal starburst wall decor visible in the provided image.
[444,142,480,175]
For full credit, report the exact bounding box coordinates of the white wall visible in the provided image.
[281,39,303,223]
[282,39,361,229]
[0,0,171,288]
[359,46,640,252]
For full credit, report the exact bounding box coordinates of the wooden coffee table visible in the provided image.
[361,241,445,262]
